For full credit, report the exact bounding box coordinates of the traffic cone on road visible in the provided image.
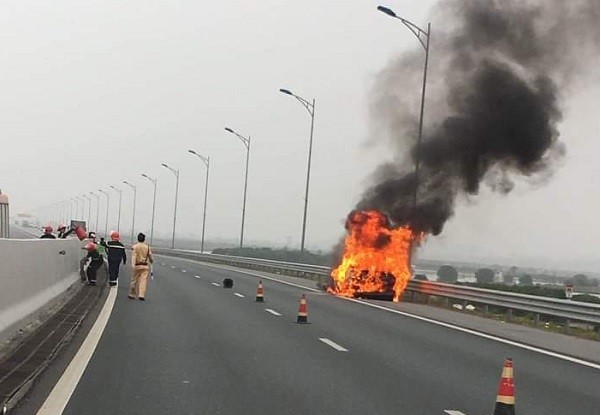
[296,294,309,323]
[255,280,265,302]
[493,358,515,415]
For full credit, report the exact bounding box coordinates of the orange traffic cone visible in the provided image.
[255,280,265,302]
[296,294,309,323]
[493,358,515,415]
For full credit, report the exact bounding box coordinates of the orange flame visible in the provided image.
[328,210,417,302]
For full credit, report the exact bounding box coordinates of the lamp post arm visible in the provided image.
[292,95,314,116]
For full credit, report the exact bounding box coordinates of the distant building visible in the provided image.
[0,191,9,238]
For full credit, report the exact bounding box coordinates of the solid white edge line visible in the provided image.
[265,308,282,316]
[234,293,245,298]
[36,287,118,415]
[319,337,349,352]
[343,296,600,369]
[155,254,600,369]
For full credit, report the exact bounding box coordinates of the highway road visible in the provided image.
[9,226,39,239]
[15,255,600,414]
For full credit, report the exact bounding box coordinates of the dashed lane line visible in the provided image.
[319,338,349,352]
[265,309,281,316]
[181,270,187,273]
[155,254,600,369]
[234,293,245,298]
[444,411,467,415]
[211,282,220,287]
[194,275,201,279]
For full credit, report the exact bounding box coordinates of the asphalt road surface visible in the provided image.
[25,256,601,414]
[9,226,39,239]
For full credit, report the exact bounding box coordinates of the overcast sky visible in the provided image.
[1,0,598,272]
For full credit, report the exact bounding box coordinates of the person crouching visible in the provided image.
[129,232,153,301]
[84,242,104,286]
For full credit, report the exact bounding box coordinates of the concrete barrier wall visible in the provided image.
[0,238,84,343]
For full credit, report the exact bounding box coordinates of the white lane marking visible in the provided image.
[265,308,281,316]
[343,297,601,369]
[444,411,467,415]
[36,287,117,415]
[234,293,245,298]
[194,275,201,279]
[211,282,220,287]
[161,262,165,265]
[154,255,320,293]
[319,338,349,352]
[154,255,600,369]
[181,270,187,273]
[171,266,176,269]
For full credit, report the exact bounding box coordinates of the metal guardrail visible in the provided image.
[154,248,600,326]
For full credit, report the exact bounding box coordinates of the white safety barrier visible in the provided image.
[0,238,84,343]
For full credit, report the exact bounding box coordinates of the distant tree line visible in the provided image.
[432,264,599,303]
[211,246,330,266]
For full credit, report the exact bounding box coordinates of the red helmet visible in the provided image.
[110,230,120,241]
[44,225,53,233]
[85,242,97,252]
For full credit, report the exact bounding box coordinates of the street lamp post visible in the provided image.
[224,127,251,249]
[99,189,110,237]
[72,198,79,220]
[161,163,180,249]
[82,195,91,231]
[109,185,123,233]
[58,202,63,225]
[141,174,158,245]
[123,181,137,244]
[90,192,100,232]
[377,5,430,211]
[188,150,210,253]
[279,88,316,252]
[78,197,86,221]
[79,196,86,219]
[64,200,70,223]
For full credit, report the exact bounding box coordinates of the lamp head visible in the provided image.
[377,6,396,17]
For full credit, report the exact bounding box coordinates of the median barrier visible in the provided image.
[0,238,84,344]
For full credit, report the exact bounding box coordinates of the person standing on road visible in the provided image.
[129,232,153,301]
[40,225,56,239]
[98,237,108,256]
[107,231,127,287]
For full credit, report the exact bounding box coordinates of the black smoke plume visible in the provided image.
[357,0,598,235]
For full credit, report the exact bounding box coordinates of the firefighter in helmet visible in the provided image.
[107,231,127,286]
[57,224,74,239]
[40,225,56,239]
[83,242,104,285]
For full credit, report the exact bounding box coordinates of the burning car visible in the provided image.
[328,210,417,302]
